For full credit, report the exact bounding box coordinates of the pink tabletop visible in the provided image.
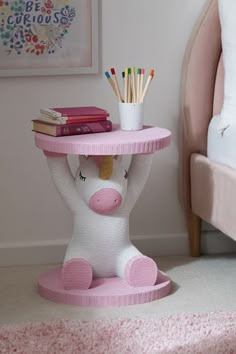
[35,124,171,155]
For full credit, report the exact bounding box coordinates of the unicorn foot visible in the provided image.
[62,258,93,290]
[125,255,158,287]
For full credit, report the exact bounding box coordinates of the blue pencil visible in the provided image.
[105,71,118,98]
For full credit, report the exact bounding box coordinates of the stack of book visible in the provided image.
[32,106,112,137]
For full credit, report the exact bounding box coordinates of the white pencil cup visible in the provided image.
[118,103,144,131]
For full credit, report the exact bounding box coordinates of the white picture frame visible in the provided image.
[0,0,98,76]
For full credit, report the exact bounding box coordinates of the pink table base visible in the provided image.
[35,125,172,306]
[38,267,171,307]
[35,124,171,155]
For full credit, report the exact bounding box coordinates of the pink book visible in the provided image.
[48,106,110,118]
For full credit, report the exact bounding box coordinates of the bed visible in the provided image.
[180,0,236,256]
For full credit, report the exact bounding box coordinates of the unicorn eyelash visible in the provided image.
[79,171,86,181]
[124,170,128,179]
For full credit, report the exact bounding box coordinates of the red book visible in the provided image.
[38,115,108,125]
[32,119,113,137]
[40,106,110,118]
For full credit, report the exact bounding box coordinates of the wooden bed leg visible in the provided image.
[186,211,201,257]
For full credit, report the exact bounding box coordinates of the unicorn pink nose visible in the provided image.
[89,188,122,215]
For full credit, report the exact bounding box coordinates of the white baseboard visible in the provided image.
[0,239,68,267]
[0,232,235,266]
[132,233,189,257]
[133,231,236,256]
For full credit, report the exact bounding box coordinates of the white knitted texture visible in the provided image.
[46,154,153,278]
[208,0,236,168]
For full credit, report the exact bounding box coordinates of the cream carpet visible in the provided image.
[0,255,235,325]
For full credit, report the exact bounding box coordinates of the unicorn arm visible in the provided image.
[45,153,79,212]
[123,154,153,212]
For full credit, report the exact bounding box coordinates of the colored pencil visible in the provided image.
[105,71,118,98]
[127,67,132,103]
[140,69,155,102]
[124,68,128,102]
[139,68,145,103]
[111,68,123,102]
[131,66,136,103]
[122,71,125,82]
[136,68,141,102]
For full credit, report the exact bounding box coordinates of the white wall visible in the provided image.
[0,0,220,264]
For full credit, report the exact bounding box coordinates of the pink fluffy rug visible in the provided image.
[0,312,236,353]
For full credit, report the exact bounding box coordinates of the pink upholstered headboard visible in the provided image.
[213,54,224,116]
[180,0,223,211]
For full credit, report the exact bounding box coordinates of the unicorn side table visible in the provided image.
[34,124,172,306]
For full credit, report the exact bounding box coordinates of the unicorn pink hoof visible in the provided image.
[125,255,158,287]
[62,258,93,290]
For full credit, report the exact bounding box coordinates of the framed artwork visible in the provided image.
[0,0,98,76]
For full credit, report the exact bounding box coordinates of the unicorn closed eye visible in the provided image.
[45,152,158,290]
